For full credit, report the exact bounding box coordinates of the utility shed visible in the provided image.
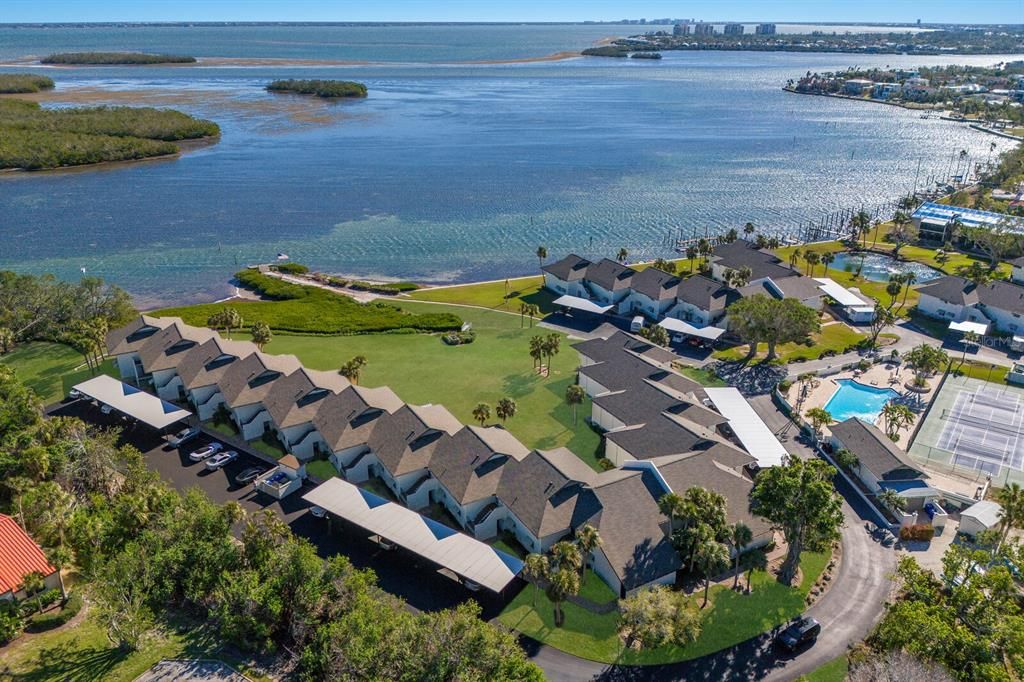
[959,500,1002,538]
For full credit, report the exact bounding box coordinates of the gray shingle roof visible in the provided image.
[915,275,976,306]
[673,275,738,312]
[978,280,1024,316]
[604,413,716,460]
[136,323,218,374]
[311,385,396,453]
[585,259,636,292]
[572,331,677,367]
[430,428,513,505]
[830,418,927,481]
[105,314,178,357]
[917,275,1024,316]
[217,352,302,409]
[711,240,798,281]
[365,405,446,478]
[589,469,680,590]
[263,368,349,430]
[496,449,600,539]
[629,267,681,301]
[176,337,257,391]
[541,254,591,281]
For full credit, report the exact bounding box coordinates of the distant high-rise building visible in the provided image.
[673,22,690,36]
[693,22,715,35]
[755,23,777,35]
[723,23,744,35]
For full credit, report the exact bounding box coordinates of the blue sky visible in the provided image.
[2,0,1018,24]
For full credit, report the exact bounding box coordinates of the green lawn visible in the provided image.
[799,655,849,682]
[0,611,269,682]
[953,359,1009,384]
[249,433,287,460]
[0,342,115,404]
[305,459,339,481]
[713,323,865,364]
[577,570,618,606]
[408,276,556,314]
[259,301,603,468]
[675,365,727,387]
[498,551,829,665]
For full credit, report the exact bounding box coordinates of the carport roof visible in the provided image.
[73,375,191,429]
[304,478,523,592]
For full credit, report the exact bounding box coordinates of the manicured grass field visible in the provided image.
[0,342,114,404]
[676,365,728,387]
[713,323,865,364]
[305,459,339,481]
[799,655,849,682]
[257,300,603,467]
[408,276,556,313]
[0,611,269,682]
[953,358,1010,384]
[498,551,829,665]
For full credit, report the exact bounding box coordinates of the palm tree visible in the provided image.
[957,261,990,286]
[472,402,491,427]
[881,402,916,440]
[767,237,781,250]
[542,333,561,376]
[803,251,821,276]
[789,247,802,270]
[686,246,698,273]
[728,522,753,590]
[339,355,367,385]
[833,448,859,474]
[805,407,833,438]
[697,238,712,267]
[546,566,580,628]
[519,302,530,328]
[744,222,756,237]
[250,320,272,350]
[739,549,768,593]
[522,553,548,607]
[574,524,602,578]
[877,488,907,514]
[820,252,835,277]
[617,247,629,263]
[536,245,548,269]
[694,539,730,608]
[565,384,585,426]
[850,210,872,248]
[960,330,980,366]
[724,228,739,243]
[551,540,583,573]
[886,278,904,309]
[496,397,517,424]
[529,335,545,372]
[900,272,918,309]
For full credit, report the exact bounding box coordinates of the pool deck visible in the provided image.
[797,363,936,448]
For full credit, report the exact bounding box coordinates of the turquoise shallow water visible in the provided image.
[824,379,900,424]
[0,25,1020,307]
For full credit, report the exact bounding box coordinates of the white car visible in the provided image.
[100,404,113,414]
[205,451,238,470]
[310,505,327,518]
[188,442,224,461]
[68,388,81,400]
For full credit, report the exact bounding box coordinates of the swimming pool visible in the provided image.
[823,379,900,424]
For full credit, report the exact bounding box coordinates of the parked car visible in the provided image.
[310,505,327,518]
[168,425,201,447]
[68,388,81,400]
[376,536,397,551]
[775,616,821,652]
[100,403,113,414]
[630,315,645,333]
[205,451,239,470]
[188,442,224,462]
[462,577,481,592]
[234,467,264,485]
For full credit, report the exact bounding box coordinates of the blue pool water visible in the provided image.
[823,379,900,424]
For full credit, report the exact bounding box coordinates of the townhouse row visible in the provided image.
[106,315,771,596]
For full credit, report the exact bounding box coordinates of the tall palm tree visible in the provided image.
[519,302,529,328]
[697,238,712,267]
[789,247,802,270]
[543,333,561,376]
[686,246,698,273]
[900,272,918,309]
[527,304,541,328]
[820,252,835,277]
[565,384,585,426]
[529,335,545,372]
[546,567,580,627]
[805,407,833,438]
[960,330,980,366]
[803,251,821,276]
[694,539,730,608]
[767,237,781,250]
[877,488,907,514]
[472,402,491,427]
[536,245,548,269]
[739,549,767,593]
[728,522,753,590]
[574,524,603,578]
[496,397,517,423]
[522,553,548,607]
[550,540,583,573]
[881,402,915,440]
[339,355,367,385]
[617,247,629,263]
[743,222,756,237]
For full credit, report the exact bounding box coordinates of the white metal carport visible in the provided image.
[704,387,787,468]
[657,317,725,341]
[304,478,523,592]
[949,320,990,336]
[551,295,613,315]
[73,375,191,430]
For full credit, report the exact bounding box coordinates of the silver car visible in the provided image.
[205,450,239,470]
[188,442,224,461]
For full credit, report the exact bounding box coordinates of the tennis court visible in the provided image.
[910,374,1024,485]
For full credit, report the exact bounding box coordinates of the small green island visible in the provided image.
[582,45,662,59]
[0,73,55,94]
[0,99,219,171]
[266,79,368,98]
[40,52,197,65]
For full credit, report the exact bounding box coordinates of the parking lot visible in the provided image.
[48,399,515,618]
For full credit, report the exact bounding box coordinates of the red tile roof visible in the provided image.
[0,514,55,595]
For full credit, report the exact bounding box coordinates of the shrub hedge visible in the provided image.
[160,270,460,335]
[273,262,310,275]
[25,592,83,633]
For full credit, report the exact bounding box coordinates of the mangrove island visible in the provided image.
[0,74,55,94]
[0,100,220,171]
[41,52,197,65]
[266,79,368,98]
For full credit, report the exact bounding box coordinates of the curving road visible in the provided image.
[527,455,897,681]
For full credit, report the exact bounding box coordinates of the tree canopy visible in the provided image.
[726,294,821,360]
